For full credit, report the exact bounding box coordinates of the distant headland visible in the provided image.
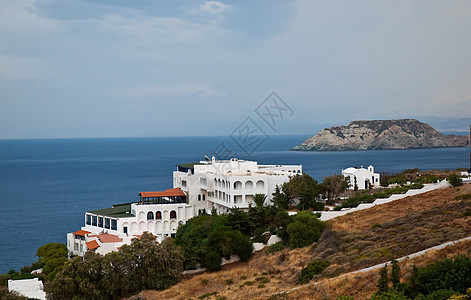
[292,119,470,151]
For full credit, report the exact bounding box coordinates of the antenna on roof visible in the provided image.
[204,155,211,161]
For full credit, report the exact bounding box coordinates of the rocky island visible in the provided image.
[292,119,469,151]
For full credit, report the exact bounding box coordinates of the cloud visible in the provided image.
[112,82,226,99]
[198,1,232,14]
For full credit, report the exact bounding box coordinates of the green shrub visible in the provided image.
[455,193,471,201]
[267,242,285,254]
[287,211,327,249]
[297,260,330,284]
[448,174,463,187]
[225,279,233,285]
[368,290,409,299]
[255,277,269,284]
[371,223,382,229]
[198,291,217,299]
[414,289,458,300]
[418,254,471,295]
[243,281,254,286]
[201,278,209,286]
[203,251,222,272]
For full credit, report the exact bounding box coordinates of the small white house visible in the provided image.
[342,165,380,190]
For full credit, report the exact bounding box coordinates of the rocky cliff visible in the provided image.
[292,119,469,151]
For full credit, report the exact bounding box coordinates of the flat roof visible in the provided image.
[87,203,133,218]
[176,162,204,169]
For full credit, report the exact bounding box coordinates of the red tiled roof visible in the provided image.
[139,188,186,198]
[73,230,91,236]
[86,240,100,250]
[89,233,123,243]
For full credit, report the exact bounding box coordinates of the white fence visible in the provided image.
[318,180,450,221]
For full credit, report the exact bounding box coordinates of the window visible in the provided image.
[98,217,104,227]
[256,180,264,189]
[182,180,187,187]
[86,215,91,225]
[170,233,176,238]
[92,215,97,226]
[123,226,128,235]
[156,211,162,220]
[198,194,201,201]
[245,181,253,189]
[234,181,242,190]
[111,219,117,231]
[80,244,83,252]
[74,243,78,251]
[105,218,110,229]
[147,211,154,220]
[202,194,206,201]
[170,210,177,219]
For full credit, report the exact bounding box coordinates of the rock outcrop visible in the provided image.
[292,119,469,151]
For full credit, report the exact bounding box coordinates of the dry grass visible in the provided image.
[331,183,471,232]
[286,239,471,300]
[129,184,471,300]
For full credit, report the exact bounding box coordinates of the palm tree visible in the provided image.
[253,193,267,208]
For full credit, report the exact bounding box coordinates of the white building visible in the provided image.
[8,278,46,300]
[342,165,380,190]
[173,157,303,214]
[67,157,302,256]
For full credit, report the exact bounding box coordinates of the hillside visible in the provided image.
[131,183,471,300]
[292,119,469,151]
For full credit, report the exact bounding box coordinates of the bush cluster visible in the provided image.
[297,260,330,284]
[369,254,471,299]
[46,232,183,299]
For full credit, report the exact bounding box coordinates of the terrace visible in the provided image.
[137,188,187,205]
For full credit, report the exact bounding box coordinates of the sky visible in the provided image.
[1,0,471,139]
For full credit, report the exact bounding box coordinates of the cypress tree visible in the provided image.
[377,264,389,294]
[390,259,400,289]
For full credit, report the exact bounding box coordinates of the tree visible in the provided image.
[35,243,68,280]
[253,193,267,207]
[390,259,400,290]
[448,174,463,187]
[46,232,184,299]
[281,173,323,210]
[377,264,389,294]
[272,185,289,210]
[175,214,253,271]
[286,211,326,249]
[321,174,349,203]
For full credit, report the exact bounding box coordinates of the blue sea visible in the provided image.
[0,135,469,273]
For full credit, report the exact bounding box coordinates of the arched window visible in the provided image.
[170,210,177,219]
[234,181,242,190]
[256,180,265,189]
[156,211,162,220]
[245,180,253,189]
[202,194,206,201]
[147,211,154,220]
[198,194,201,201]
